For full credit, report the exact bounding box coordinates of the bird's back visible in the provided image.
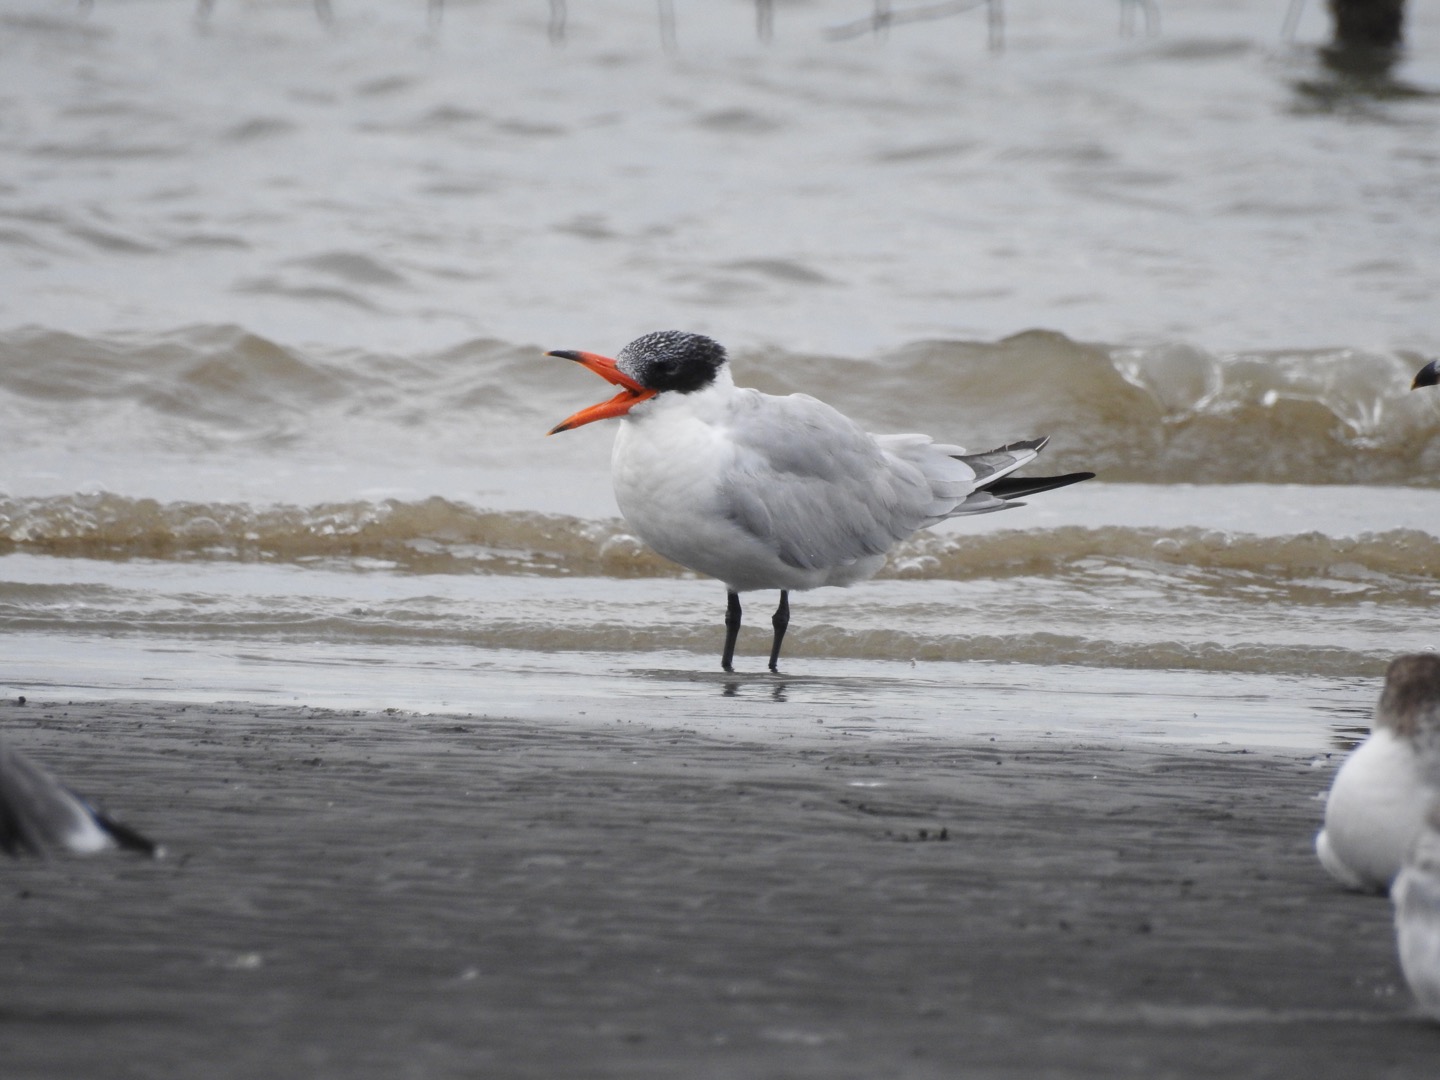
[612,375,1012,591]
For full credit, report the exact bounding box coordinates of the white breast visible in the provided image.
[1316,729,1430,892]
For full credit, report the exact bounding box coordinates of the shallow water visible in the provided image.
[0,630,1383,752]
[4,1,1440,354]
[1,0,1438,749]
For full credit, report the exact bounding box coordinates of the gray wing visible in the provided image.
[718,391,975,571]
[0,739,157,857]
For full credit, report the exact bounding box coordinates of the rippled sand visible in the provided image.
[3,697,1435,1078]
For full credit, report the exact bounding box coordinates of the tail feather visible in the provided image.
[940,436,1093,519]
[949,491,1016,516]
[951,436,1048,483]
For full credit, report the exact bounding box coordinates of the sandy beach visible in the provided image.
[3,695,1436,1079]
[4,1,1440,1075]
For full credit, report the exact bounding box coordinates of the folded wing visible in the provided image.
[719,394,1091,572]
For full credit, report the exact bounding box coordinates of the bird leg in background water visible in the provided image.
[1119,0,1160,38]
[756,0,774,42]
[658,0,678,54]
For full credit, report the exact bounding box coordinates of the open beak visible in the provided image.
[1413,359,1439,391]
[546,349,658,434]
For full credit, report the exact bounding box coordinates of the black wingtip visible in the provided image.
[96,814,161,857]
[983,471,1096,500]
[1413,359,1439,390]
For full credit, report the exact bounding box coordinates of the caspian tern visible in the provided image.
[1316,654,1440,893]
[0,738,158,858]
[547,331,1094,673]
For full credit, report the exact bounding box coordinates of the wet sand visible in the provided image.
[2,697,1437,1079]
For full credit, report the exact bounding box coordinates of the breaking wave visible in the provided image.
[745,331,1440,486]
[0,494,672,577]
[1,325,1437,485]
[3,493,1437,588]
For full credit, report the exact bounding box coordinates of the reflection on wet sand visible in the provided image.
[722,677,790,703]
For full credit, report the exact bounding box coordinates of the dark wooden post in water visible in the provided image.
[1329,0,1405,50]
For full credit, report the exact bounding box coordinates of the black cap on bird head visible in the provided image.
[615,331,728,394]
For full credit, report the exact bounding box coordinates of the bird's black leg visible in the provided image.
[722,590,742,672]
[768,590,789,673]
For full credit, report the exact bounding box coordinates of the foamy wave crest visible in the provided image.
[0,494,681,577]
[3,495,1437,590]
[887,525,1440,583]
[741,331,1440,486]
[784,629,1381,678]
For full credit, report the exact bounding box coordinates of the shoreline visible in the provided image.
[2,698,1436,1077]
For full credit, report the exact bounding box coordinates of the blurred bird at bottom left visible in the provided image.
[0,737,159,858]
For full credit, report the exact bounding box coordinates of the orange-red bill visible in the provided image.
[546,349,658,434]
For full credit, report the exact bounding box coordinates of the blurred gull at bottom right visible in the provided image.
[1394,802,1440,1020]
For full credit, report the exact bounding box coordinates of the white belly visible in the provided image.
[1316,729,1429,892]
